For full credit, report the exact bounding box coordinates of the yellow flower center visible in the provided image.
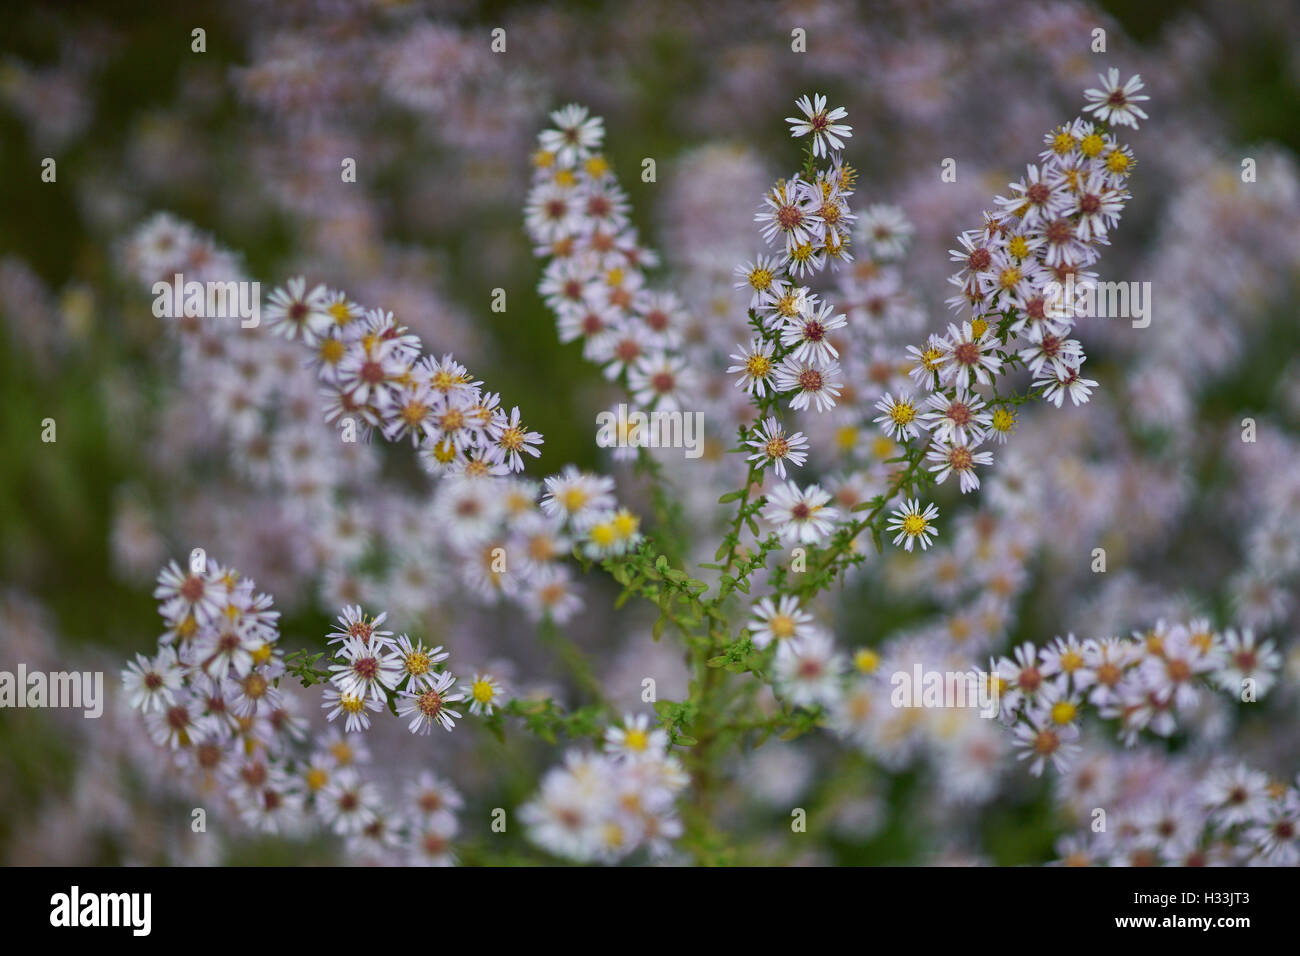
[890,402,916,424]
[1051,131,1076,155]
[854,649,880,673]
[1079,133,1105,158]
[1051,700,1077,725]
[320,337,346,363]
[770,614,797,639]
[612,510,639,538]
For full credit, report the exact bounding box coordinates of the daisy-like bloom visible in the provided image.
[1080,636,1133,706]
[979,246,1045,309]
[540,465,616,526]
[1200,763,1273,827]
[1066,171,1127,242]
[335,337,407,408]
[539,103,605,167]
[487,405,544,473]
[1214,628,1281,699]
[919,388,992,446]
[520,762,602,860]
[597,323,650,381]
[321,684,381,733]
[774,630,844,708]
[755,176,822,252]
[631,290,686,350]
[433,475,506,547]
[406,771,464,819]
[146,694,199,749]
[939,321,1002,388]
[786,93,852,158]
[1082,70,1149,129]
[745,416,809,478]
[396,671,465,735]
[747,595,818,651]
[238,773,305,836]
[1034,363,1098,407]
[121,646,184,713]
[947,230,998,291]
[992,641,1051,720]
[466,672,506,716]
[905,334,946,388]
[857,204,913,260]
[781,300,846,365]
[1246,791,1300,865]
[392,633,449,691]
[727,337,777,397]
[1018,324,1084,377]
[327,605,394,648]
[926,437,994,494]
[987,405,1017,444]
[996,164,1068,229]
[886,498,939,552]
[230,666,282,718]
[155,560,225,628]
[317,767,383,836]
[323,288,363,330]
[1027,676,1084,737]
[381,382,439,446]
[329,635,403,702]
[733,255,782,308]
[626,351,695,412]
[604,713,668,761]
[580,508,643,561]
[577,180,632,236]
[762,481,840,545]
[191,619,261,681]
[1038,634,1093,691]
[872,391,922,441]
[1100,142,1136,186]
[809,174,855,245]
[265,276,331,344]
[408,811,459,867]
[785,238,827,277]
[757,279,808,329]
[1011,709,1081,776]
[773,357,843,412]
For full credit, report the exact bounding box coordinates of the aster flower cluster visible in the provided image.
[997,623,1281,776]
[80,15,1294,868]
[123,557,471,863]
[262,274,544,478]
[319,604,473,736]
[1053,754,1300,867]
[526,105,698,414]
[868,74,1148,508]
[730,94,855,415]
[520,713,687,862]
